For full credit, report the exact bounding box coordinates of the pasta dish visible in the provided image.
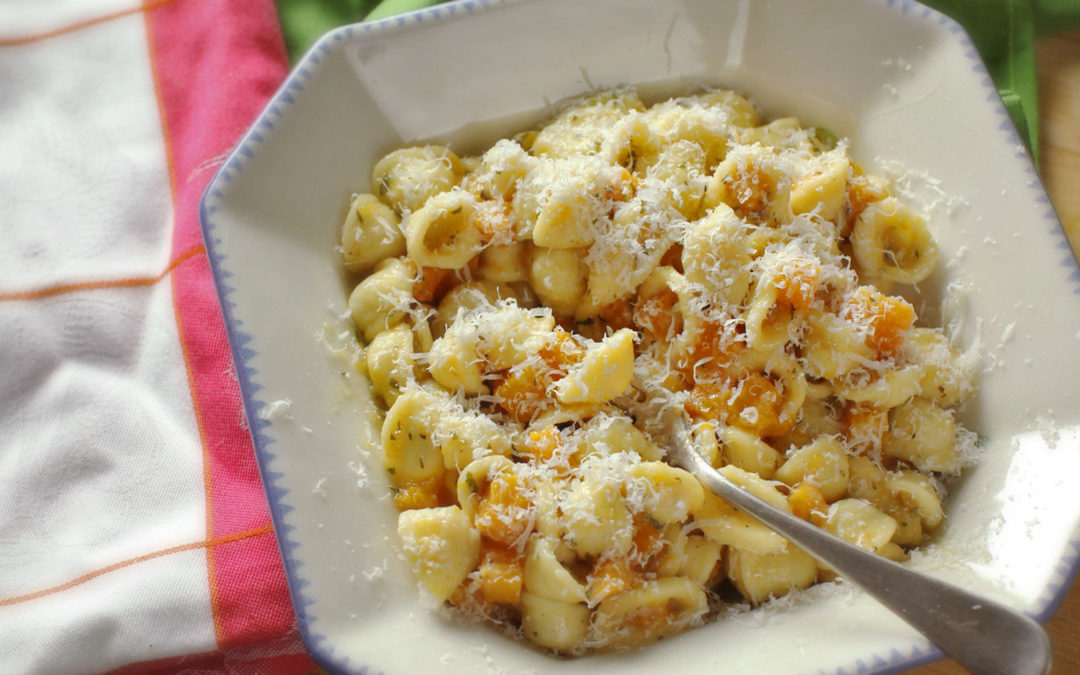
[339,87,975,652]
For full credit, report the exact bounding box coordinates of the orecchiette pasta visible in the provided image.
[590,576,708,648]
[790,154,850,221]
[477,241,529,283]
[372,144,464,215]
[882,396,962,473]
[427,327,487,394]
[680,534,722,586]
[523,535,588,603]
[552,327,635,404]
[625,461,705,526]
[692,492,789,555]
[850,196,939,285]
[719,425,784,479]
[405,188,486,269]
[347,257,414,342]
[773,436,850,501]
[463,138,536,204]
[579,414,664,462]
[397,506,481,603]
[341,193,405,271]
[681,203,753,306]
[727,545,818,605]
[527,245,587,317]
[530,89,645,159]
[520,591,590,652]
[364,323,418,407]
[432,280,512,336]
[561,466,634,558]
[823,498,898,553]
[339,86,977,654]
[381,388,445,484]
[705,144,793,226]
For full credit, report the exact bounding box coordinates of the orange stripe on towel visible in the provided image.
[0,0,180,47]
[0,524,274,608]
[0,245,205,302]
[143,0,300,658]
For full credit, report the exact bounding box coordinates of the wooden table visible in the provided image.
[911,28,1080,675]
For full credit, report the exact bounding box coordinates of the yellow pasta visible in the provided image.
[372,144,464,214]
[850,196,939,285]
[347,257,414,342]
[527,245,587,316]
[338,86,977,654]
[523,535,589,603]
[590,577,708,648]
[774,436,850,502]
[520,591,590,652]
[364,323,417,407]
[397,506,481,602]
[727,545,818,604]
[404,188,485,268]
[341,193,406,271]
[823,499,899,553]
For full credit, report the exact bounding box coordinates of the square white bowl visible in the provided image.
[199,0,1080,672]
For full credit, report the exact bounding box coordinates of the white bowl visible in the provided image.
[199,0,1080,672]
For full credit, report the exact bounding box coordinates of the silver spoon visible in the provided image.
[652,402,1051,675]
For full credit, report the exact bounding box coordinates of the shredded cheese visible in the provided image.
[338,85,980,655]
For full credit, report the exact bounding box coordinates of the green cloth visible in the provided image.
[275,0,415,55]
[926,0,1080,164]
[275,0,1080,164]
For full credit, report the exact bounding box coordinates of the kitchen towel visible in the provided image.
[0,0,314,672]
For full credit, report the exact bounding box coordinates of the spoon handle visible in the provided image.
[665,413,1052,675]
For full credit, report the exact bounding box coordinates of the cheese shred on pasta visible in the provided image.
[342,86,977,654]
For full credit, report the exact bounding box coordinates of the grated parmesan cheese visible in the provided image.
[335,84,981,656]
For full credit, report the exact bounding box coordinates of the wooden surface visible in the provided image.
[1039,31,1080,264]
[303,30,1080,675]
[909,28,1080,675]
